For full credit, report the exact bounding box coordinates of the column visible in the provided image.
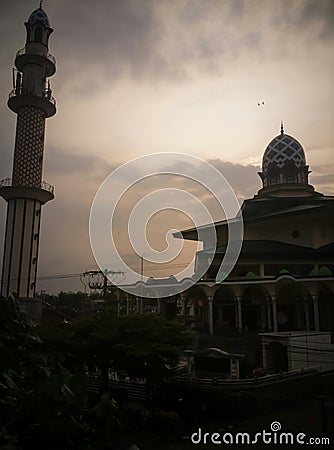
[272,297,278,332]
[180,293,186,316]
[126,296,130,315]
[157,298,161,314]
[136,297,140,313]
[313,295,320,332]
[236,297,242,332]
[208,296,214,336]
[304,298,310,332]
[266,297,272,330]
[190,300,195,317]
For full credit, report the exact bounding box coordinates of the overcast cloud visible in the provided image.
[0,0,333,293]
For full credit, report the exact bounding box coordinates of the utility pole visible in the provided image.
[82,269,125,297]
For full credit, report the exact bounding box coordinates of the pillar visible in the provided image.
[180,293,186,316]
[208,296,214,336]
[236,297,242,332]
[272,297,278,332]
[313,295,320,332]
[266,297,272,330]
[304,297,310,332]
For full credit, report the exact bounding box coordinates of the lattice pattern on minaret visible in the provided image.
[12,106,46,187]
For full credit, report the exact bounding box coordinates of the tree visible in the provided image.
[0,296,90,449]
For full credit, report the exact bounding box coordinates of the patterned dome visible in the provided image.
[262,126,306,173]
[28,7,50,27]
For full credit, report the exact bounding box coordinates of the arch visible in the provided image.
[318,284,334,331]
[282,161,299,184]
[265,341,288,374]
[184,286,208,332]
[276,281,313,331]
[34,26,43,42]
[266,165,280,186]
[213,285,237,330]
[241,284,271,331]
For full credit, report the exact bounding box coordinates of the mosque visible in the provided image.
[115,123,334,373]
[1,4,333,373]
[177,124,334,373]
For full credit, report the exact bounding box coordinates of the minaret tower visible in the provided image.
[0,4,56,300]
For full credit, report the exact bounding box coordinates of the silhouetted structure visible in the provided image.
[0,5,56,307]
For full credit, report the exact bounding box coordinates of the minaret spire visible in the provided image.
[280,121,284,135]
[0,5,56,307]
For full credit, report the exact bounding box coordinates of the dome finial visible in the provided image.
[39,0,43,9]
[280,121,284,135]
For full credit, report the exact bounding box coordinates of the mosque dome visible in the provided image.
[262,124,306,173]
[258,123,310,190]
[28,7,50,27]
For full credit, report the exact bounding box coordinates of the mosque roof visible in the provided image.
[262,124,306,173]
[199,240,334,259]
[28,6,50,27]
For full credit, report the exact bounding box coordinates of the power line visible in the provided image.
[0,261,195,284]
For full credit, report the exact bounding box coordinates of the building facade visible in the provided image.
[180,125,334,338]
[174,125,334,373]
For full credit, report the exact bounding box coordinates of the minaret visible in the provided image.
[0,4,56,300]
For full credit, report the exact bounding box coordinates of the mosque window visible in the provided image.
[291,230,300,238]
[286,175,297,183]
[34,26,43,42]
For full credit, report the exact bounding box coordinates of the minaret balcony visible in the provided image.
[15,47,56,77]
[8,87,56,118]
[0,178,54,204]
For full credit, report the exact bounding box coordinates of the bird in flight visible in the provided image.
[258,101,265,106]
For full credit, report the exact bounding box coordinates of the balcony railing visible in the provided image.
[9,87,56,108]
[0,178,54,195]
[16,47,56,66]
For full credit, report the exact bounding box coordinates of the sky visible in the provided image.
[0,0,333,294]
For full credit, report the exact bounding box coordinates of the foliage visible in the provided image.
[40,312,192,385]
[0,295,91,449]
[0,295,192,449]
[152,410,182,440]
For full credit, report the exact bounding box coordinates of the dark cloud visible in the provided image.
[0,0,333,293]
[299,0,334,40]
[272,0,334,42]
[59,0,158,58]
[1,0,333,91]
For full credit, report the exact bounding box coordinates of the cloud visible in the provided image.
[0,146,264,292]
[45,145,118,178]
[0,0,333,293]
[42,0,334,90]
